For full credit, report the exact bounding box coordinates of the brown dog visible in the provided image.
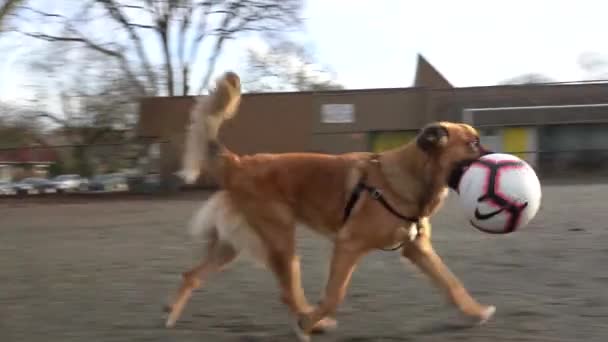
[165,71,496,341]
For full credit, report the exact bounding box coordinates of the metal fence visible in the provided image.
[0,140,176,196]
[1,142,151,174]
[516,149,608,181]
[1,141,607,199]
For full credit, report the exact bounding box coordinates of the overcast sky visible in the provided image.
[2,0,608,107]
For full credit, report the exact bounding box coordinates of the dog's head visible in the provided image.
[416,121,491,189]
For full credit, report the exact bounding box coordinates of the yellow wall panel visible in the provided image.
[370,131,416,153]
[502,127,528,160]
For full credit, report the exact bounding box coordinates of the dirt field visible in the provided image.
[2,183,608,342]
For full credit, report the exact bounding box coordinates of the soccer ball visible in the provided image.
[456,153,542,234]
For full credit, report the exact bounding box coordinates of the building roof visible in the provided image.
[413,54,453,88]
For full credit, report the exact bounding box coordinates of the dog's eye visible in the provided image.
[469,138,480,148]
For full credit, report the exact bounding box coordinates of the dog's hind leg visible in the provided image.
[164,234,238,328]
[295,236,369,340]
[244,212,336,339]
[269,247,339,338]
[165,191,245,327]
[401,236,496,324]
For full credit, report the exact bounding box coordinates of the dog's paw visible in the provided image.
[290,317,311,342]
[163,303,179,328]
[311,317,338,334]
[452,304,496,327]
[477,305,496,325]
[164,313,177,329]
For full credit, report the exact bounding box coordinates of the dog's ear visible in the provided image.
[416,124,449,152]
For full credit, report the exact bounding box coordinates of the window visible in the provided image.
[479,128,499,136]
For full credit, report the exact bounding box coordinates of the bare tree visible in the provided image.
[498,73,556,85]
[10,0,304,97]
[243,38,343,92]
[0,100,46,148]
[25,45,134,139]
[578,52,608,79]
[0,0,24,31]
[17,46,144,175]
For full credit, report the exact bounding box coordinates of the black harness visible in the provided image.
[340,153,474,252]
[342,158,421,252]
[342,181,420,225]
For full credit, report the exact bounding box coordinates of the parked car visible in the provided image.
[0,181,17,196]
[52,174,89,193]
[88,173,129,192]
[13,177,58,195]
[126,172,162,194]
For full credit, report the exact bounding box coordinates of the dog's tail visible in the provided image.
[178,71,242,185]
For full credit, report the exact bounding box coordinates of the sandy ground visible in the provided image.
[2,183,608,342]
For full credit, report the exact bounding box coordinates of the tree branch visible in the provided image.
[157,14,175,96]
[197,4,239,94]
[98,0,158,93]
[17,5,143,86]
[14,0,306,98]
[185,1,214,94]
[18,28,148,96]
[36,112,69,127]
[177,2,193,95]
[197,33,229,94]
[19,31,120,56]
[118,3,156,17]
[196,0,303,94]
[18,6,64,19]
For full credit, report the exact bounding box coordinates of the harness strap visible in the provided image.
[342,181,366,223]
[342,180,420,252]
[341,155,421,252]
[343,181,420,224]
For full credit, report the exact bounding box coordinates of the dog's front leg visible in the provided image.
[401,236,495,324]
[295,238,368,341]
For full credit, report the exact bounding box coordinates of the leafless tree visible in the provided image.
[498,73,556,85]
[25,45,134,142]
[0,100,46,148]
[243,38,343,92]
[14,45,145,174]
[10,0,304,97]
[0,0,24,31]
[578,52,608,80]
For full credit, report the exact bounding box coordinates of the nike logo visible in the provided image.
[474,207,505,220]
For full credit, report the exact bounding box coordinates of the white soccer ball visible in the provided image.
[456,153,542,234]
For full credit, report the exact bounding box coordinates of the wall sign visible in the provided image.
[321,104,355,123]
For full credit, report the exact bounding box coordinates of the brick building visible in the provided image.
[0,145,58,181]
[138,54,608,184]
